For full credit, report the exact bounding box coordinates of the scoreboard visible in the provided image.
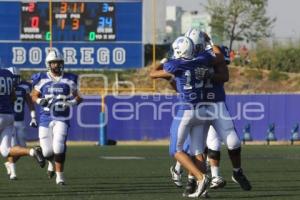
[0,0,143,69]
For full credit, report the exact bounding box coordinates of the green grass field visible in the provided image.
[0,145,300,200]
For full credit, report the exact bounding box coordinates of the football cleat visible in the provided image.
[170,166,183,187]
[33,146,46,168]
[182,179,197,197]
[57,181,66,186]
[232,169,252,191]
[9,175,17,180]
[188,175,211,198]
[210,176,227,189]
[47,170,55,179]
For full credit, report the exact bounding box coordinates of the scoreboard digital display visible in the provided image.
[21,2,116,41]
[0,0,143,69]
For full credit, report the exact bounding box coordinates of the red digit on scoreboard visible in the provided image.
[31,16,39,28]
[28,2,35,13]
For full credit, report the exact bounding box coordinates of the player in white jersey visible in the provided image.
[0,68,45,173]
[3,67,38,180]
[31,50,82,185]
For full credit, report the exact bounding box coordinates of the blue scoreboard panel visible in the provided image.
[0,0,143,69]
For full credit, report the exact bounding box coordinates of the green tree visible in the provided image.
[205,0,276,50]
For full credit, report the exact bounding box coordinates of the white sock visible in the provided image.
[29,149,35,157]
[5,162,11,175]
[175,161,182,173]
[48,161,54,171]
[188,174,195,180]
[211,166,220,177]
[9,163,16,177]
[56,172,64,183]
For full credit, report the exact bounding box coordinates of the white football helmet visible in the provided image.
[172,36,194,59]
[46,50,64,74]
[185,28,210,53]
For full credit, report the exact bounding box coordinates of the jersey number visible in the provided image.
[0,77,13,95]
[184,69,213,90]
[14,97,24,113]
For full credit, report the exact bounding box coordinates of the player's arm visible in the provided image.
[149,58,174,79]
[68,90,83,106]
[31,89,49,107]
[25,93,38,127]
[211,46,229,83]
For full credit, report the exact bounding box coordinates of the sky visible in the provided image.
[166,0,300,40]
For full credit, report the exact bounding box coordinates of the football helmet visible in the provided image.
[184,28,207,54]
[7,66,21,85]
[46,50,64,75]
[172,36,194,59]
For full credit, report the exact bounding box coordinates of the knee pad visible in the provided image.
[207,149,221,160]
[228,147,241,156]
[54,153,66,163]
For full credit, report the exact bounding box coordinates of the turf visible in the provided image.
[0,145,300,200]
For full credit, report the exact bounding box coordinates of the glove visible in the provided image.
[29,118,38,128]
[37,98,49,107]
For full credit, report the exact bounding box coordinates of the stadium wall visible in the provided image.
[24,94,300,142]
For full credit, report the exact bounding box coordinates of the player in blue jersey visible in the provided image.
[31,50,82,185]
[3,67,38,180]
[150,36,215,198]
[185,28,251,192]
[0,68,45,172]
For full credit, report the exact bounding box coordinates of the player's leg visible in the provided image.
[213,102,251,191]
[187,123,210,198]
[206,125,227,189]
[0,115,45,168]
[6,122,27,180]
[52,121,68,185]
[170,137,190,187]
[169,110,208,197]
[39,124,55,178]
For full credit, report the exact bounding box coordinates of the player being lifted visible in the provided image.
[0,68,45,172]
[150,36,215,198]
[4,67,38,180]
[31,50,82,185]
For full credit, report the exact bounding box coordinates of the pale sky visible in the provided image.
[166,0,300,40]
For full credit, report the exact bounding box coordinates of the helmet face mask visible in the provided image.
[185,28,208,55]
[46,50,64,76]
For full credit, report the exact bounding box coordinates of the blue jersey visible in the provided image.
[164,51,214,109]
[14,81,32,121]
[0,69,14,114]
[202,45,227,102]
[32,72,78,127]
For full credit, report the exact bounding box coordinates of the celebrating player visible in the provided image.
[31,50,82,185]
[3,67,38,180]
[170,28,251,194]
[150,36,215,198]
[0,68,45,172]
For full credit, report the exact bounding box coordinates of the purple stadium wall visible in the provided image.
[24,94,300,142]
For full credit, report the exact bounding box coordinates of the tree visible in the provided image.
[205,0,276,50]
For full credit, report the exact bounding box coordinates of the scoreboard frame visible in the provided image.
[0,0,143,70]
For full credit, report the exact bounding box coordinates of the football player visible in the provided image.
[185,28,251,192]
[31,50,82,185]
[150,36,215,198]
[0,68,45,171]
[4,67,37,180]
